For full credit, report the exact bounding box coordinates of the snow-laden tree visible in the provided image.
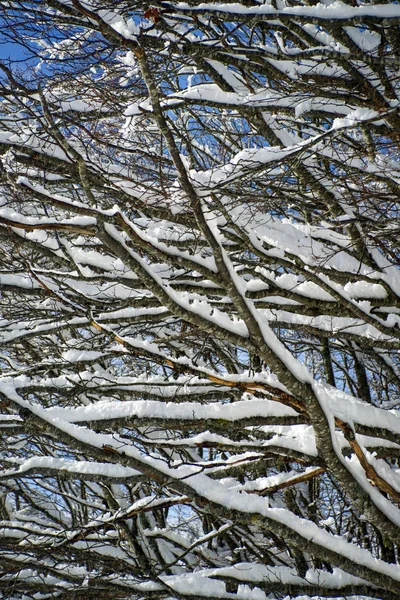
[0,0,399,598]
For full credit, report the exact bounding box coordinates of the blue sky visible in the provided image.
[0,41,28,62]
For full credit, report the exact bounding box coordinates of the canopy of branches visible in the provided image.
[0,0,399,598]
